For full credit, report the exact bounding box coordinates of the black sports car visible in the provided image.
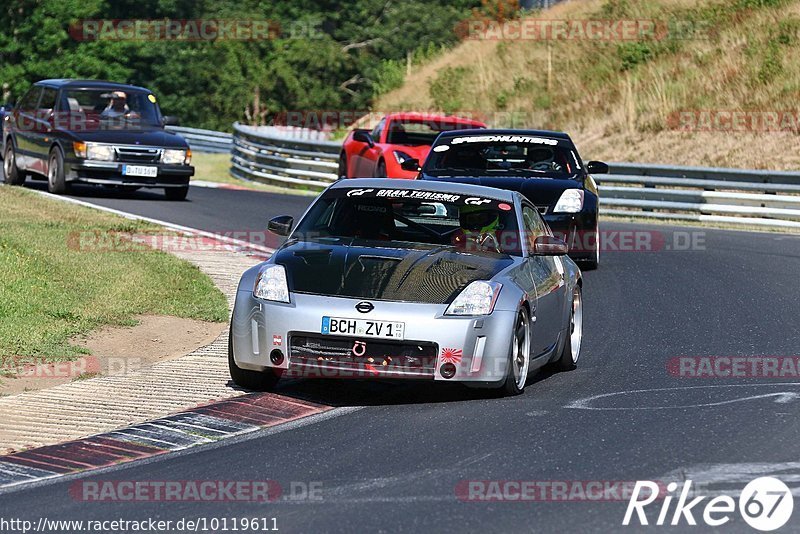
[405,129,606,269]
[2,79,193,200]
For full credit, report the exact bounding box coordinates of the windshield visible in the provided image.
[385,118,483,146]
[424,134,582,178]
[60,88,162,130]
[294,187,522,255]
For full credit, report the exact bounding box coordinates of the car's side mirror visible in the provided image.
[353,130,375,148]
[400,158,421,172]
[268,215,294,236]
[532,235,568,256]
[162,115,180,126]
[586,160,609,174]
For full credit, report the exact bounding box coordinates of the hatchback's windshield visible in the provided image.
[61,88,162,129]
[385,119,482,146]
[425,134,581,177]
[294,188,522,255]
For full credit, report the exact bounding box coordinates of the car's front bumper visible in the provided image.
[230,291,516,384]
[65,160,194,187]
[545,210,598,261]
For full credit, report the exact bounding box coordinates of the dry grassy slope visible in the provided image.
[377,0,800,170]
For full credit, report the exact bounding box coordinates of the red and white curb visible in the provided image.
[0,393,330,489]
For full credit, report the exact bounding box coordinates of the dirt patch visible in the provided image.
[0,315,225,396]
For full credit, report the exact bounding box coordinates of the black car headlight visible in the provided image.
[553,189,585,213]
[162,149,189,165]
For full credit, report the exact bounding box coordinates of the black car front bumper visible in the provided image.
[544,211,598,262]
[66,160,194,188]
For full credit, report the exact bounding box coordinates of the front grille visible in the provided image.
[289,334,438,377]
[115,146,162,163]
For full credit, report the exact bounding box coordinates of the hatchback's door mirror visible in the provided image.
[533,235,568,256]
[162,115,180,126]
[268,215,294,236]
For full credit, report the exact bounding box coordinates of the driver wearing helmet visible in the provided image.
[452,204,503,252]
[528,147,562,172]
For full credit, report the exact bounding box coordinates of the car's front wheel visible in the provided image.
[501,308,531,396]
[47,147,69,194]
[228,327,281,391]
[4,143,26,186]
[553,285,583,371]
[375,159,387,178]
[164,186,189,201]
[337,153,348,180]
[580,223,600,270]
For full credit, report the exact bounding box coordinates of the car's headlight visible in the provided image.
[253,264,290,303]
[82,143,114,161]
[162,149,188,165]
[553,189,585,213]
[393,150,413,165]
[445,281,502,316]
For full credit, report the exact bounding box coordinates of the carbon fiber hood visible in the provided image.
[274,238,513,304]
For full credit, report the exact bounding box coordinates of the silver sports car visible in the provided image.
[229,179,583,396]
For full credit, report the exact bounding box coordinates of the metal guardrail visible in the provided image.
[166,126,232,153]
[230,123,339,190]
[225,124,800,229]
[599,163,800,229]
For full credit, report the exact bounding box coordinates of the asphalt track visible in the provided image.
[4,179,800,532]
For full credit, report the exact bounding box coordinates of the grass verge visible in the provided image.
[191,152,319,196]
[0,186,229,362]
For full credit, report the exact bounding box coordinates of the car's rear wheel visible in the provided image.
[501,308,531,396]
[164,186,189,201]
[554,285,583,371]
[375,159,387,178]
[337,153,348,180]
[4,143,26,186]
[228,327,281,391]
[47,147,69,194]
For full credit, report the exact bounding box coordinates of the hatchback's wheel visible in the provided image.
[3,143,26,185]
[501,308,531,396]
[337,153,348,180]
[554,285,583,371]
[47,147,69,194]
[164,186,189,200]
[228,327,280,391]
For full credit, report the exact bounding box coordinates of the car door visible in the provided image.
[353,118,385,177]
[522,203,566,356]
[11,86,42,170]
[28,86,58,174]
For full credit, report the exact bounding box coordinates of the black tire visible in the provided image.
[228,327,281,391]
[164,186,189,201]
[579,223,600,271]
[47,147,69,194]
[375,159,387,178]
[500,308,531,396]
[3,142,26,186]
[337,153,348,180]
[553,285,583,371]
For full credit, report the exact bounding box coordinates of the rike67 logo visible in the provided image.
[624,477,793,531]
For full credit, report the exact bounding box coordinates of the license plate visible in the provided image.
[122,165,158,178]
[321,317,405,340]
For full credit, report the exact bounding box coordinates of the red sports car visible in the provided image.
[338,112,485,179]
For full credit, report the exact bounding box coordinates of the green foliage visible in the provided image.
[0,0,482,128]
[428,66,472,113]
